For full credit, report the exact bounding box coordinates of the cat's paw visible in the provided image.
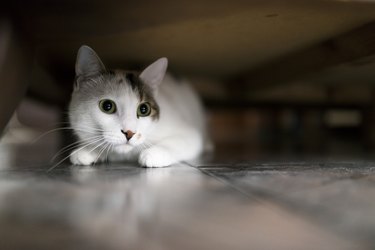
[139,147,175,167]
[70,149,97,165]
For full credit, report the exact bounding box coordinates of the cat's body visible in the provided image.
[69,46,207,167]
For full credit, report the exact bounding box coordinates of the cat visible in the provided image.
[69,45,208,167]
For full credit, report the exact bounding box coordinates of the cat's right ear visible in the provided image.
[75,45,106,82]
[139,58,168,92]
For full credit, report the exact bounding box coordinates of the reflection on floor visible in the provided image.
[0,138,374,250]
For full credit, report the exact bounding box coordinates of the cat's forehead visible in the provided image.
[76,69,154,103]
[101,70,152,101]
[110,70,140,89]
[97,70,135,91]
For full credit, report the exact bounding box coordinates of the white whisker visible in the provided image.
[88,140,107,154]
[50,135,103,162]
[47,137,106,172]
[104,143,113,163]
[93,142,110,165]
[32,125,105,144]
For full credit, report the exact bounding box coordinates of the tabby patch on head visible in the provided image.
[122,71,160,120]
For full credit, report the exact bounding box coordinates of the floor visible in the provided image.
[0,136,375,250]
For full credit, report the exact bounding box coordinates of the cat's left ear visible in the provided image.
[75,45,106,79]
[139,58,168,91]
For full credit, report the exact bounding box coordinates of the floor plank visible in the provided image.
[197,161,375,246]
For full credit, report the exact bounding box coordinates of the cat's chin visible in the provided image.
[113,144,134,154]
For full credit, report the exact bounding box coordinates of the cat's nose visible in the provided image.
[121,129,135,140]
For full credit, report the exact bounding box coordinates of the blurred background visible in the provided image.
[2,0,375,160]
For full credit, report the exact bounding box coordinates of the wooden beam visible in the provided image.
[230,21,375,91]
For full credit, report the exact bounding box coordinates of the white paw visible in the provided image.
[139,147,175,168]
[70,149,97,165]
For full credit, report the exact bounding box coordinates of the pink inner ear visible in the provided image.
[139,58,168,89]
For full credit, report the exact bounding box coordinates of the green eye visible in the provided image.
[99,99,116,114]
[137,102,151,117]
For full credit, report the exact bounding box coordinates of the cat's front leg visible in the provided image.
[139,130,203,168]
[139,146,176,168]
[70,148,101,165]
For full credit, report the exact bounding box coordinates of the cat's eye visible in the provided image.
[99,99,116,114]
[137,102,151,117]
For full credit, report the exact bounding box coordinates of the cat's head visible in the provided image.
[69,45,168,153]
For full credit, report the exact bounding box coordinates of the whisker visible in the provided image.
[50,135,103,162]
[94,142,110,165]
[104,143,113,163]
[90,140,110,166]
[47,137,106,172]
[32,125,105,144]
[102,143,111,162]
[32,127,75,144]
[88,140,108,154]
[73,126,106,132]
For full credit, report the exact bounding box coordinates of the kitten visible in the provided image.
[69,45,208,167]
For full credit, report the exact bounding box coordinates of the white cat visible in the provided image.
[69,45,207,167]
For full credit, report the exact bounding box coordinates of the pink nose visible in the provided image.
[121,130,135,140]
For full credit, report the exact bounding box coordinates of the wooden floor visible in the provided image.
[0,139,374,250]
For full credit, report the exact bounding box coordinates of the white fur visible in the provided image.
[69,46,207,167]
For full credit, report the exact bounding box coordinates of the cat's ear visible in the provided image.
[139,58,168,91]
[75,45,106,79]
